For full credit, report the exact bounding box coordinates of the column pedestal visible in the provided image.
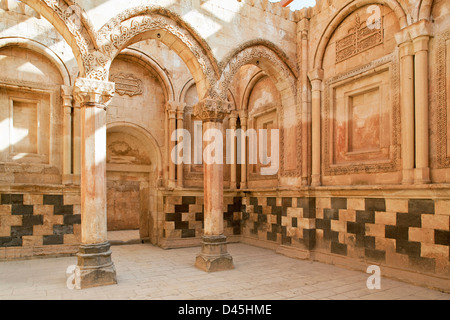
[75,242,117,289]
[195,235,234,272]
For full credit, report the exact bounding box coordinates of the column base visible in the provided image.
[402,169,414,185]
[75,241,117,289]
[311,174,321,187]
[414,167,431,184]
[195,235,234,272]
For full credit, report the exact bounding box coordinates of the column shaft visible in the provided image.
[308,70,323,187]
[61,86,73,185]
[176,109,184,188]
[399,42,415,184]
[413,35,431,184]
[240,114,248,190]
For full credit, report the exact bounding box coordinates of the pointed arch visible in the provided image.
[97,5,220,100]
[418,0,433,21]
[313,0,408,70]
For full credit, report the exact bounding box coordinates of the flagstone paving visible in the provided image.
[0,243,449,300]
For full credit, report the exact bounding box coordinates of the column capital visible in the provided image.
[308,68,324,82]
[61,85,73,108]
[193,98,231,122]
[73,78,115,109]
[408,20,432,41]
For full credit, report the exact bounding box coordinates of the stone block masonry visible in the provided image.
[0,192,81,260]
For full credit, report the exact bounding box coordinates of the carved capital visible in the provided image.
[61,85,73,108]
[73,78,115,109]
[308,68,324,82]
[193,98,231,122]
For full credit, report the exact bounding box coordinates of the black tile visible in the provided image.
[195,212,204,221]
[303,229,316,250]
[396,212,421,228]
[331,198,347,210]
[435,230,450,246]
[330,231,339,243]
[323,208,339,220]
[408,199,435,215]
[22,215,43,227]
[43,195,63,206]
[175,221,189,230]
[250,197,259,206]
[258,214,267,223]
[174,204,190,213]
[385,225,409,240]
[181,229,195,238]
[182,196,196,205]
[282,197,292,208]
[272,206,282,216]
[365,198,386,212]
[396,240,421,256]
[11,204,33,216]
[316,219,331,230]
[267,232,277,242]
[267,197,277,207]
[271,224,282,234]
[53,225,73,235]
[365,248,386,262]
[254,205,262,214]
[0,237,22,247]
[166,213,182,222]
[233,224,241,235]
[54,205,73,215]
[282,236,291,245]
[43,235,64,245]
[0,194,10,205]
[331,242,348,256]
[297,198,316,218]
[347,222,365,235]
[356,211,375,224]
[224,211,233,221]
[64,214,81,225]
[364,236,376,249]
[11,226,33,237]
[292,217,298,228]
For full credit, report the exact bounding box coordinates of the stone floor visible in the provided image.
[0,242,449,300]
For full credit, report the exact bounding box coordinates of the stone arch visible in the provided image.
[106,121,162,240]
[97,5,220,99]
[116,48,175,102]
[418,0,433,21]
[18,0,99,79]
[217,42,299,178]
[241,70,267,111]
[106,121,163,174]
[0,37,71,86]
[313,0,408,70]
[215,43,297,103]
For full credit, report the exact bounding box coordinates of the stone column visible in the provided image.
[411,22,431,184]
[61,85,73,185]
[194,98,234,272]
[396,31,415,185]
[240,113,248,190]
[299,14,311,187]
[308,69,324,187]
[72,102,81,185]
[176,103,186,188]
[229,111,238,190]
[73,78,117,289]
[166,101,177,189]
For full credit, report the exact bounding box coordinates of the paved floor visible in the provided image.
[0,243,449,300]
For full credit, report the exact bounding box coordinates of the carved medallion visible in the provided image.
[109,73,143,97]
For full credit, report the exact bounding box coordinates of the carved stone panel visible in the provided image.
[336,13,384,64]
[109,73,143,97]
